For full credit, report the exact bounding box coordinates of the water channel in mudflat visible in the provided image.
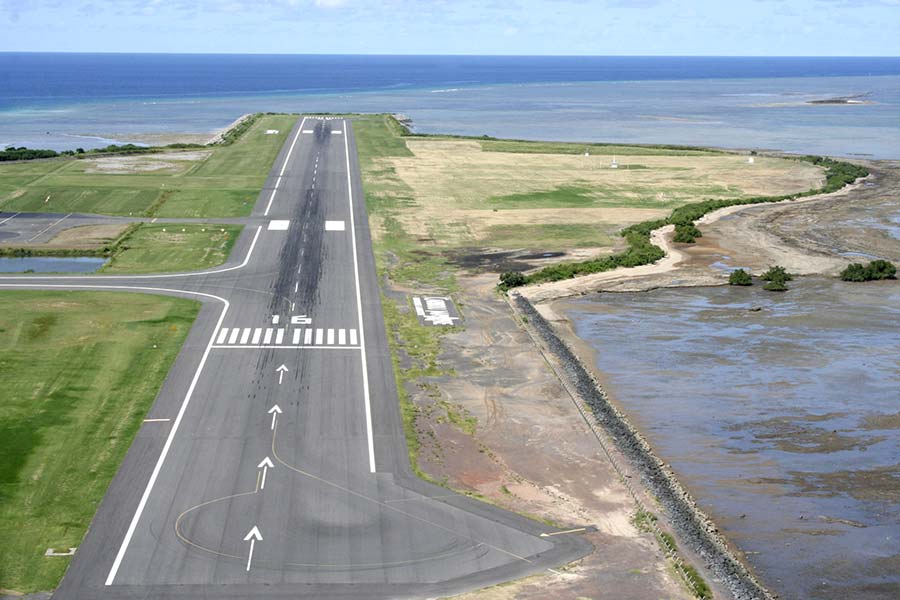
[559,277,900,600]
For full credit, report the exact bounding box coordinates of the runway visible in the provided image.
[0,117,589,599]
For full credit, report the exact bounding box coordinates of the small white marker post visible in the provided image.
[275,364,289,385]
[244,526,263,572]
[268,404,282,430]
[257,456,274,490]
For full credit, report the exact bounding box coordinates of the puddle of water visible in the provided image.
[0,256,107,273]
[563,278,900,599]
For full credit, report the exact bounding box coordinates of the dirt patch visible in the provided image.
[862,412,900,430]
[399,273,694,600]
[82,150,211,174]
[44,224,129,249]
[753,464,900,504]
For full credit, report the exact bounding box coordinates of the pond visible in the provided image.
[0,256,107,273]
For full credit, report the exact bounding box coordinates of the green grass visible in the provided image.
[101,224,242,274]
[483,223,617,249]
[0,114,296,218]
[0,291,200,593]
[487,185,598,208]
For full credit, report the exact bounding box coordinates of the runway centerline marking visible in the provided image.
[343,119,377,473]
[325,220,345,231]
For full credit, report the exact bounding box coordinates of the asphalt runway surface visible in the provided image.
[0,117,590,599]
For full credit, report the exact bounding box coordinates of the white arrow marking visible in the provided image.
[268,404,282,430]
[539,527,588,537]
[257,456,274,490]
[276,364,289,385]
[244,526,263,571]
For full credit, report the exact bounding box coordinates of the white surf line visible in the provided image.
[27,212,71,242]
[0,225,262,281]
[343,119,377,474]
[264,116,307,216]
[0,211,20,225]
[0,283,229,586]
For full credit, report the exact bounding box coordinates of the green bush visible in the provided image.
[761,265,794,282]
[728,269,753,286]
[840,260,897,282]
[763,279,788,292]
[673,223,703,243]
[499,271,527,290]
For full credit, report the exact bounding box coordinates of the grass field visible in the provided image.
[353,114,824,287]
[0,114,296,218]
[0,291,199,593]
[101,223,242,274]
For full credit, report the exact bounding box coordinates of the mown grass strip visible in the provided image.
[0,291,200,593]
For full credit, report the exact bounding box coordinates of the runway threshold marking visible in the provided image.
[264,116,307,216]
[343,119,377,474]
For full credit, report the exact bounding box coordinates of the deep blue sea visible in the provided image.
[2,53,900,156]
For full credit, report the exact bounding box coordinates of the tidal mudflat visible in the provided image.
[559,278,900,600]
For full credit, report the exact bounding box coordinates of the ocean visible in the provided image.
[2,53,900,157]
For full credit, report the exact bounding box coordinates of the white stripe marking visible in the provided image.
[338,328,346,345]
[23,286,235,586]
[263,328,273,344]
[0,211,20,225]
[304,329,313,345]
[327,328,335,345]
[0,225,263,281]
[28,213,71,242]
[275,329,285,345]
[264,116,307,216]
[143,418,171,423]
[325,220,345,231]
[239,328,251,344]
[343,119,377,473]
[292,329,302,344]
[350,329,358,346]
[216,328,229,344]
[228,329,240,344]
[315,328,323,345]
[252,328,262,344]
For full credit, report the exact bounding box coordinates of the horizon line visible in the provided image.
[1,51,899,59]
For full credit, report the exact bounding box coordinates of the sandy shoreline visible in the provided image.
[78,113,254,148]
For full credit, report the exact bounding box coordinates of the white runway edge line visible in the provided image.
[0,226,263,281]
[343,119,377,474]
[263,116,307,217]
[0,284,229,586]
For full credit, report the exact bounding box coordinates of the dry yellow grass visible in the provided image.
[377,139,824,248]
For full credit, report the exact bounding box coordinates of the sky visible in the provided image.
[1,0,898,56]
